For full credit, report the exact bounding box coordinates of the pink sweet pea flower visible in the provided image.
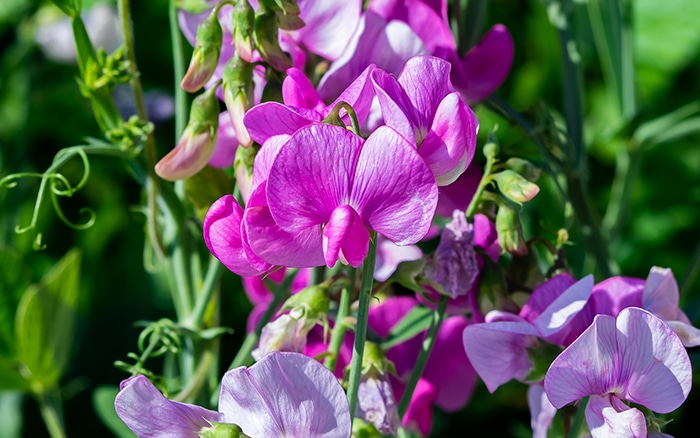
[116,352,351,438]
[244,124,438,269]
[372,56,478,185]
[544,307,692,438]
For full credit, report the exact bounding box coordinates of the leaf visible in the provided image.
[0,357,29,391]
[0,248,30,357]
[15,249,81,391]
[379,305,432,350]
[92,386,136,438]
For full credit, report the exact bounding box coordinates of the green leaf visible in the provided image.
[634,101,700,147]
[0,357,29,391]
[0,248,30,357]
[379,306,432,350]
[92,386,136,438]
[0,392,23,438]
[15,249,81,391]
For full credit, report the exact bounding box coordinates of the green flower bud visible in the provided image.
[222,55,254,148]
[181,9,223,92]
[505,157,541,182]
[253,11,292,72]
[233,143,258,204]
[492,169,540,205]
[155,87,219,181]
[232,1,255,62]
[198,421,248,438]
[261,0,304,30]
[283,283,330,328]
[496,205,528,256]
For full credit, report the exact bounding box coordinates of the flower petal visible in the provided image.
[352,126,438,245]
[616,307,691,413]
[533,274,594,341]
[115,375,222,437]
[585,394,647,438]
[322,205,369,268]
[282,68,325,111]
[219,351,351,438]
[243,101,321,145]
[527,383,557,438]
[397,56,454,129]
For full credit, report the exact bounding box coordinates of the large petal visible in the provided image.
[519,273,577,323]
[115,375,222,437]
[419,92,477,185]
[585,394,646,438]
[371,68,419,142]
[282,68,325,111]
[463,320,537,393]
[533,274,594,342]
[544,313,619,408]
[203,195,270,277]
[399,378,436,436]
[352,126,438,245]
[325,64,377,127]
[369,0,454,53]
[528,383,557,438]
[397,56,454,130]
[615,307,691,413]
[219,351,351,438]
[642,266,680,321]
[266,125,362,233]
[292,0,362,60]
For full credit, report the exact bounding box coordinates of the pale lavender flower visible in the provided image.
[372,56,478,185]
[544,307,692,438]
[116,351,351,438]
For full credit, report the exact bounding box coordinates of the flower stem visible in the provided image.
[567,396,588,438]
[324,280,352,373]
[465,143,496,218]
[37,392,66,438]
[347,237,378,419]
[169,0,188,137]
[397,294,448,418]
[188,255,223,329]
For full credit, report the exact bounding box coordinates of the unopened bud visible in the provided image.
[355,342,400,436]
[181,9,222,92]
[198,422,248,438]
[253,11,292,72]
[156,87,219,181]
[283,284,330,327]
[232,1,255,62]
[492,170,540,204]
[222,55,254,148]
[496,206,528,256]
[261,0,304,30]
[234,144,258,205]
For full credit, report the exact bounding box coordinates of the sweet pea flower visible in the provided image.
[115,351,352,438]
[372,56,478,185]
[544,307,692,438]
[463,274,593,393]
[242,123,438,269]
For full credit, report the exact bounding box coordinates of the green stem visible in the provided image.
[397,295,448,418]
[347,237,378,420]
[567,396,588,438]
[459,0,488,55]
[173,343,216,403]
[37,392,66,438]
[465,146,496,218]
[169,0,188,137]
[324,282,351,373]
[188,255,223,329]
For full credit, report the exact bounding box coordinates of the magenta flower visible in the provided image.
[243,124,438,269]
[372,56,478,185]
[115,351,351,438]
[544,307,692,438]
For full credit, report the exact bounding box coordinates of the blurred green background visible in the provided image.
[1,0,699,436]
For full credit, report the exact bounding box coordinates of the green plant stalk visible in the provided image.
[465,148,496,218]
[169,0,188,137]
[37,392,66,438]
[324,282,351,373]
[397,294,448,418]
[346,237,378,420]
[458,0,488,55]
[188,255,223,329]
[567,396,588,438]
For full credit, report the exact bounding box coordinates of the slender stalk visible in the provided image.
[37,392,66,438]
[324,282,351,373]
[459,0,488,55]
[465,146,496,218]
[169,0,188,137]
[346,237,378,419]
[173,344,216,403]
[397,295,448,418]
[567,396,588,438]
[188,255,223,328]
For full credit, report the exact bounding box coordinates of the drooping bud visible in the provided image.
[181,9,223,92]
[354,342,400,436]
[251,284,330,360]
[423,210,478,299]
[233,143,258,205]
[155,87,219,181]
[491,169,540,205]
[495,205,528,256]
[260,0,304,30]
[222,55,254,148]
[232,1,255,62]
[253,10,292,72]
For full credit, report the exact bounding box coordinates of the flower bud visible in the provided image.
[492,169,540,204]
[155,87,219,181]
[198,422,248,438]
[261,0,304,30]
[252,313,309,360]
[423,210,478,299]
[232,1,255,62]
[234,143,258,205]
[222,55,254,148]
[181,9,223,92]
[495,205,528,256]
[355,343,400,436]
[253,11,292,72]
